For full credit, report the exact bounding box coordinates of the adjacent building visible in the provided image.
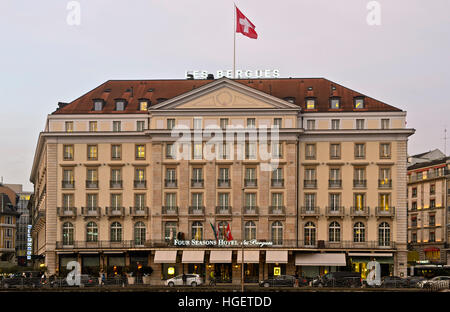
[0,184,20,268]
[29,77,414,284]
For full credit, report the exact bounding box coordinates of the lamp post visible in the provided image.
[241,187,245,292]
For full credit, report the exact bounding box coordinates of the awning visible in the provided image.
[237,250,260,263]
[266,250,288,264]
[349,253,393,257]
[182,250,205,263]
[295,253,346,266]
[154,250,177,263]
[209,250,232,263]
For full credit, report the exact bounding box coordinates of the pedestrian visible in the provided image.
[294,271,299,287]
[182,273,187,286]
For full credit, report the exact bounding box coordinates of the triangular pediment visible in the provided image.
[149,78,300,111]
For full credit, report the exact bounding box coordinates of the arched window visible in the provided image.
[217,221,228,240]
[329,221,340,242]
[192,221,203,240]
[134,222,146,246]
[63,222,74,245]
[164,222,177,241]
[353,222,365,243]
[378,222,390,247]
[110,222,122,242]
[244,221,257,241]
[271,221,283,245]
[86,222,98,242]
[304,222,316,246]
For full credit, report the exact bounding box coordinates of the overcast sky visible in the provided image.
[0,0,449,191]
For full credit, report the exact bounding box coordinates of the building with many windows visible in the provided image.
[29,77,414,283]
[0,184,20,268]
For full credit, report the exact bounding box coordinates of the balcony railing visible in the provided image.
[189,206,205,216]
[217,179,231,188]
[57,207,77,218]
[328,180,342,188]
[130,206,149,217]
[215,206,232,215]
[105,206,125,217]
[110,180,123,189]
[325,206,345,217]
[85,180,99,189]
[269,206,285,215]
[304,180,317,189]
[164,179,177,188]
[243,206,259,216]
[61,180,75,189]
[300,206,320,217]
[271,179,284,187]
[133,180,147,189]
[375,206,395,218]
[350,206,370,218]
[81,207,101,218]
[244,179,257,187]
[297,240,396,249]
[378,179,392,188]
[191,179,204,188]
[161,206,178,215]
[353,180,367,188]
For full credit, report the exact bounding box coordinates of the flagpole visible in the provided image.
[233,3,236,79]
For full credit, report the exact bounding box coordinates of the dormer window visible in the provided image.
[115,99,126,111]
[93,100,104,111]
[306,97,316,110]
[354,97,365,109]
[139,99,149,111]
[330,97,340,109]
[283,97,296,104]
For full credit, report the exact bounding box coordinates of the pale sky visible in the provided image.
[0,0,449,191]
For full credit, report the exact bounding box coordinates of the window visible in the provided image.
[167,119,175,130]
[354,97,365,109]
[111,168,122,184]
[134,222,146,246]
[115,100,125,111]
[139,100,148,111]
[306,120,315,130]
[354,222,365,243]
[245,167,256,181]
[165,193,177,208]
[356,119,365,130]
[166,143,175,159]
[305,194,316,211]
[245,142,257,159]
[112,121,121,132]
[247,118,256,128]
[164,222,177,241]
[86,222,98,242]
[430,184,435,195]
[220,118,229,129]
[136,121,145,132]
[65,121,73,132]
[304,222,316,246]
[329,193,341,211]
[272,168,283,182]
[218,142,229,159]
[273,118,282,128]
[411,201,417,211]
[329,222,341,242]
[412,187,417,198]
[271,193,283,208]
[378,222,390,246]
[193,143,203,160]
[110,222,122,242]
[411,232,417,243]
[217,221,229,240]
[89,121,97,132]
[379,194,391,211]
[329,168,341,184]
[218,193,230,208]
[62,169,74,188]
[306,98,316,109]
[166,168,176,182]
[354,193,365,211]
[429,214,435,226]
[86,194,98,210]
[111,144,121,160]
[244,221,257,240]
[330,143,340,159]
[193,118,202,130]
[271,143,283,158]
[331,119,340,130]
[110,193,122,209]
[219,168,230,181]
[354,168,366,186]
[62,222,74,245]
[63,145,74,160]
[87,145,98,160]
[381,119,390,129]
[354,143,365,159]
[245,193,257,209]
[62,194,74,209]
[135,168,145,183]
[134,194,146,209]
[411,216,417,227]
[94,100,103,111]
[330,98,340,109]
[379,168,391,186]
[191,193,203,210]
[135,144,145,159]
[191,221,203,240]
[271,221,283,245]
[380,143,391,158]
[429,231,436,243]
[305,144,316,159]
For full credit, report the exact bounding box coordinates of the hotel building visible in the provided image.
[30,77,414,284]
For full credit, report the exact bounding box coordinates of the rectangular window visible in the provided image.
[220,118,229,129]
[331,119,340,130]
[354,168,366,181]
[165,193,177,207]
[62,194,74,208]
[86,194,98,208]
[305,168,316,181]
[135,194,146,208]
[218,193,230,207]
[166,168,176,181]
[271,193,283,207]
[193,143,203,160]
[330,98,340,109]
[111,144,121,160]
[245,193,256,208]
[135,168,145,182]
[355,143,365,159]
[89,121,97,132]
[86,168,98,183]
[193,118,202,130]
[218,142,229,159]
[94,101,103,111]
[380,143,391,158]
[192,168,203,181]
[111,194,122,208]
[379,194,391,211]
[219,168,229,181]
[87,145,98,160]
[136,121,145,132]
[191,193,203,207]
[354,98,365,109]
[113,121,121,132]
[354,193,365,211]
[381,119,390,129]
[65,121,73,132]
[273,118,282,128]
[305,194,316,210]
[166,143,175,158]
[115,101,125,111]
[271,143,283,158]
[329,194,340,210]
[63,145,74,160]
[330,144,340,159]
[167,119,175,130]
[356,119,365,130]
[245,142,257,159]
[62,169,74,187]
[429,213,435,226]
[139,101,148,111]
[111,169,122,182]
[245,168,256,180]
[306,98,316,109]
[329,168,341,181]
[306,120,315,130]
[272,168,283,180]
[135,144,145,159]
[305,144,316,159]
[247,118,256,128]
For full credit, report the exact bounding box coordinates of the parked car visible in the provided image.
[312,272,362,288]
[380,276,409,288]
[404,276,425,288]
[165,274,203,287]
[1,271,43,289]
[48,274,98,288]
[259,275,296,287]
[417,276,450,289]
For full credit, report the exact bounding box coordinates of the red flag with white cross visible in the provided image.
[235,6,258,39]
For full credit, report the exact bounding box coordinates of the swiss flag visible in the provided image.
[236,6,258,39]
[226,223,234,241]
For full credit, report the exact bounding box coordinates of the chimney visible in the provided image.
[207,74,214,80]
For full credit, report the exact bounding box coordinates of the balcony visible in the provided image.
[297,240,396,249]
[375,206,395,218]
[325,206,345,217]
[353,180,367,188]
[61,180,75,189]
[105,206,125,218]
[328,180,342,188]
[133,180,147,189]
[350,206,370,218]
[304,180,317,189]
[378,179,392,188]
[244,179,257,187]
[243,206,259,216]
[130,206,149,218]
[85,180,99,189]
[189,206,205,216]
[269,206,285,216]
[217,179,231,188]
[109,180,123,189]
[81,207,101,218]
[215,206,232,216]
[271,179,284,188]
[161,206,178,215]
[300,206,320,218]
[191,179,204,188]
[164,179,177,188]
[57,207,77,218]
